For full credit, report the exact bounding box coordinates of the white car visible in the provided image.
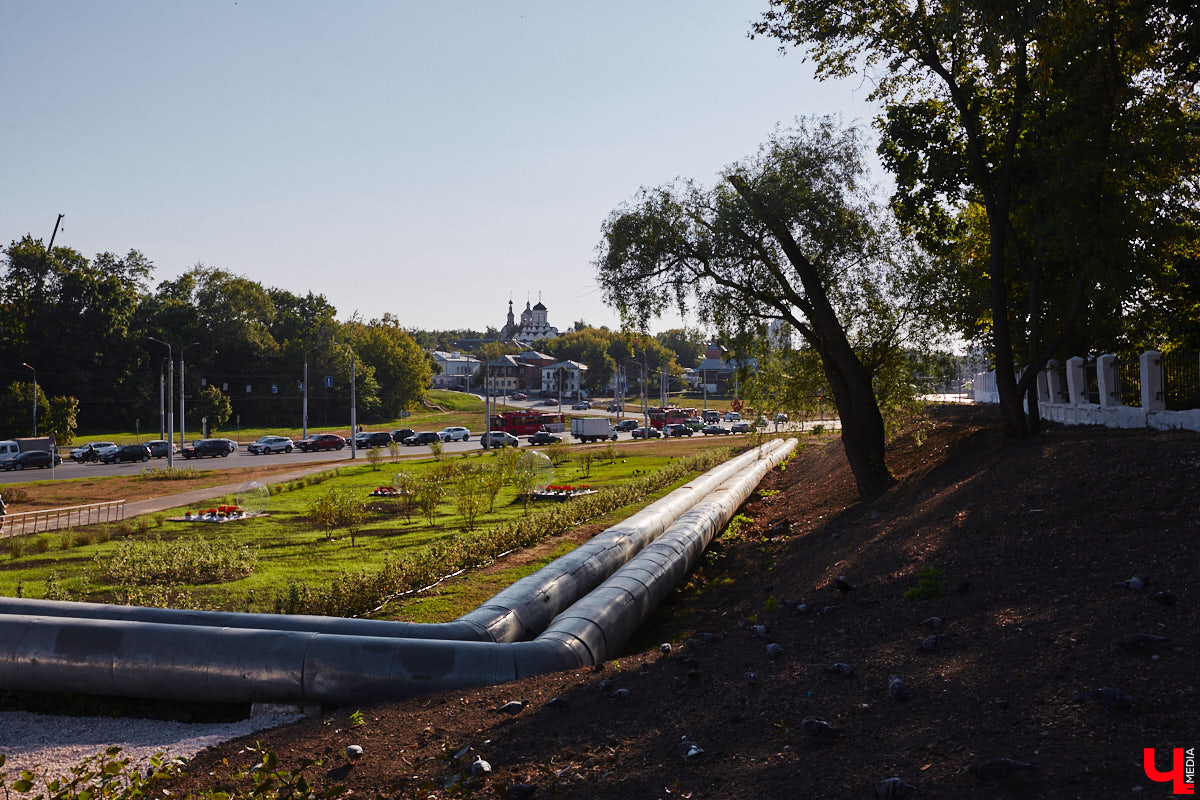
[437,426,471,442]
[248,435,294,454]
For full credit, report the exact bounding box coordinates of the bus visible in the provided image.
[489,410,566,435]
[647,407,697,429]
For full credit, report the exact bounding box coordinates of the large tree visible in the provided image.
[597,119,930,498]
[756,0,1200,436]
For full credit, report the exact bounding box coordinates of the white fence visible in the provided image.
[973,350,1200,432]
[1,500,126,539]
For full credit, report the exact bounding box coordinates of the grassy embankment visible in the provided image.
[0,435,772,621]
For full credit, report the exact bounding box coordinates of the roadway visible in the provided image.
[0,397,830,486]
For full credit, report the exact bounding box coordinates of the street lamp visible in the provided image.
[146,337,175,469]
[20,363,36,436]
[179,342,200,445]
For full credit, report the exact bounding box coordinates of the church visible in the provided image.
[501,298,560,344]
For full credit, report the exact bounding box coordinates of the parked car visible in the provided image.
[511,392,528,401]
[480,431,520,449]
[101,444,152,463]
[663,423,693,438]
[296,433,345,452]
[685,417,705,431]
[571,401,591,410]
[606,402,623,412]
[403,431,441,446]
[775,413,789,423]
[181,438,234,459]
[703,424,731,435]
[702,409,721,423]
[631,426,661,439]
[390,428,416,443]
[219,438,239,452]
[144,440,176,458]
[248,435,294,454]
[542,398,559,406]
[70,441,117,463]
[438,426,470,442]
[722,411,741,422]
[527,428,562,445]
[3,450,61,470]
[730,422,753,434]
[613,419,639,432]
[354,431,393,448]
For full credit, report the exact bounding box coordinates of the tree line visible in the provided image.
[0,244,431,441]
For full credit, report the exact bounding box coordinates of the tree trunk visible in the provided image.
[821,345,894,500]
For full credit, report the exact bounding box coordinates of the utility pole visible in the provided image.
[349,353,357,459]
[159,362,166,440]
[302,356,309,439]
[148,338,175,469]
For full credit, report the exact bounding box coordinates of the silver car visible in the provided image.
[248,435,294,454]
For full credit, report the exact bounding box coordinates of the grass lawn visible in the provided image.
[0,436,773,619]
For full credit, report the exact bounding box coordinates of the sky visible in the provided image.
[1,1,880,335]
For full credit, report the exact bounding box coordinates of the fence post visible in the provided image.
[1140,351,1165,411]
[1045,360,1066,404]
[1096,354,1119,407]
[1065,357,1088,406]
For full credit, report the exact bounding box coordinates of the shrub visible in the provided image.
[903,566,948,600]
[8,539,25,559]
[429,439,443,460]
[92,534,259,585]
[31,536,50,554]
[366,446,384,471]
[0,486,31,504]
[453,466,487,531]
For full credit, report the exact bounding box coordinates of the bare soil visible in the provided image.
[147,406,1200,796]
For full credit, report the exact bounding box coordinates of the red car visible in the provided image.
[296,433,345,452]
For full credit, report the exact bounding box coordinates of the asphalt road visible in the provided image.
[0,396,824,486]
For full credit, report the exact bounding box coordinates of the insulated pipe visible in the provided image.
[0,440,794,704]
[0,440,786,644]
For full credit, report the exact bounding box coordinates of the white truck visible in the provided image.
[570,417,617,443]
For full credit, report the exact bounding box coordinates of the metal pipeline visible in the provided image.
[0,439,787,643]
[0,439,794,704]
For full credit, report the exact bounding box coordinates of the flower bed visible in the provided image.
[172,505,257,523]
[532,484,598,502]
[369,486,402,497]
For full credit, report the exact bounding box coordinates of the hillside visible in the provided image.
[163,405,1199,799]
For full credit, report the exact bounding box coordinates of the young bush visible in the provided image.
[546,439,571,465]
[578,449,596,478]
[414,475,449,526]
[366,446,384,471]
[429,439,444,460]
[453,466,487,531]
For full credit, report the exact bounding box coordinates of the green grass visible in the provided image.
[0,443,735,615]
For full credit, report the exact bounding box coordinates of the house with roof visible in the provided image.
[430,351,481,390]
[542,360,588,399]
[697,343,757,395]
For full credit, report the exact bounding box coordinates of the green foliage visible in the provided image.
[722,513,755,542]
[428,439,443,460]
[903,566,948,601]
[414,475,449,526]
[349,709,365,727]
[195,384,232,434]
[0,747,185,800]
[366,445,384,471]
[92,534,259,584]
[452,465,487,531]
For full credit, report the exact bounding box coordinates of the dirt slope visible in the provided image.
[163,405,1199,799]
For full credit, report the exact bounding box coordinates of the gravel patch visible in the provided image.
[0,709,302,782]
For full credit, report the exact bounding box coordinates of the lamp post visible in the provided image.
[146,338,175,469]
[179,342,200,446]
[20,363,36,436]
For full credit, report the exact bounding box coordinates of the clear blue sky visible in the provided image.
[1,1,879,334]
